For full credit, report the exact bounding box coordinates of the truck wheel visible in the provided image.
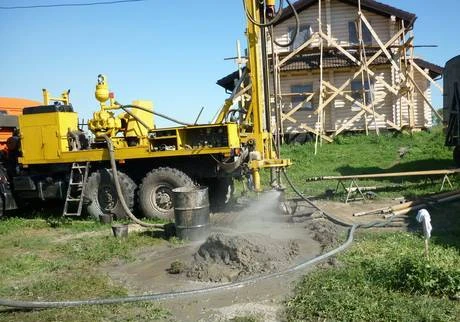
[84,169,136,220]
[209,178,234,212]
[138,167,194,220]
[454,146,460,168]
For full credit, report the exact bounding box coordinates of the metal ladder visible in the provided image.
[62,162,90,216]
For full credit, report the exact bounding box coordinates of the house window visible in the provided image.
[290,84,314,111]
[351,80,374,111]
[288,24,312,50]
[348,21,372,45]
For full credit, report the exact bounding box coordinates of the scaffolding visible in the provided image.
[269,0,443,150]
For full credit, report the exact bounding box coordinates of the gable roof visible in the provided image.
[275,0,417,27]
[414,58,443,79]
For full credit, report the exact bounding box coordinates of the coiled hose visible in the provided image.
[0,168,397,309]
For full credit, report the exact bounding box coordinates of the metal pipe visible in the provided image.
[353,189,460,216]
[120,104,191,126]
[392,193,460,216]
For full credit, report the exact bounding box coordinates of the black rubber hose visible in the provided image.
[101,134,164,229]
[0,171,397,309]
[270,0,300,48]
[242,0,285,27]
[0,224,356,309]
[281,168,400,229]
[242,0,300,48]
[120,104,191,126]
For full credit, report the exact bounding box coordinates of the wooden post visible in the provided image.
[314,29,405,117]
[316,0,324,154]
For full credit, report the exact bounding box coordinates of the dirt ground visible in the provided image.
[101,193,405,321]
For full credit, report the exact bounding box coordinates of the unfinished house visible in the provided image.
[217,0,443,143]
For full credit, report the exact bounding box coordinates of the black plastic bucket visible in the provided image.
[112,224,128,238]
[172,186,210,241]
[99,213,113,224]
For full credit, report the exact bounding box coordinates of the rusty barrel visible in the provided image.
[172,186,210,241]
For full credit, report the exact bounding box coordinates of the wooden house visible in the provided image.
[218,0,443,143]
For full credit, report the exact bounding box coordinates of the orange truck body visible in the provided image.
[0,98,41,151]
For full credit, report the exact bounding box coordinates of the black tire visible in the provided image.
[84,169,136,220]
[208,178,234,212]
[454,146,460,168]
[138,167,194,220]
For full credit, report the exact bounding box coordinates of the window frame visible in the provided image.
[350,80,375,111]
[290,84,314,111]
[288,24,312,51]
[348,21,372,45]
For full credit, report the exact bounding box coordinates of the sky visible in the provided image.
[1,0,459,127]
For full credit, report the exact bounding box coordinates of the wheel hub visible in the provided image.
[98,185,117,212]
[155,186,173,211]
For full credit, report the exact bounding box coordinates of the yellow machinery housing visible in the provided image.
[7,0,290,221]
[19,110,79,163]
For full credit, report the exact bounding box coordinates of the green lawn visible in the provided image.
[281,128,460,321]
[0,128,458,321]
[284,216,460,321]
[279,127,456,199]
[0,218,170,322]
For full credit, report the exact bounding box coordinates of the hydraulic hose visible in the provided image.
[101,134,164,229]
[0,170,397,310]
[242,0,285,27]
[270,0,300,48]
[281,168,401,229]
[0,224,356,309]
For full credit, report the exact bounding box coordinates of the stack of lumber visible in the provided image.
[353,190,460,217]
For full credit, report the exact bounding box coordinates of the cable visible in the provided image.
[0,0,147,10]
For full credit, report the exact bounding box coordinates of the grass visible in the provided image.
[285,228,460,321]
[282,129,460,321]
[0,128,458,321]
[276,127,456,199]
[0,217,169,321]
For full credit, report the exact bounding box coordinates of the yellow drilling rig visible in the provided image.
[0,0,293,220]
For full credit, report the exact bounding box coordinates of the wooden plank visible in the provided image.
[360,12,405,81]
[406,73,443,121]
[333,110,367,137]
[281,92,316,121]
[319,31,360,65]
[282,113,297,123]
[313,28,406,115]
[410,59,444,93]
[323,81,401,131]
[299,123,334,142]
[278,34,318,67]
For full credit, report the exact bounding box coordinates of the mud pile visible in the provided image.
[183,232,300,282]
[305,218,341,250]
